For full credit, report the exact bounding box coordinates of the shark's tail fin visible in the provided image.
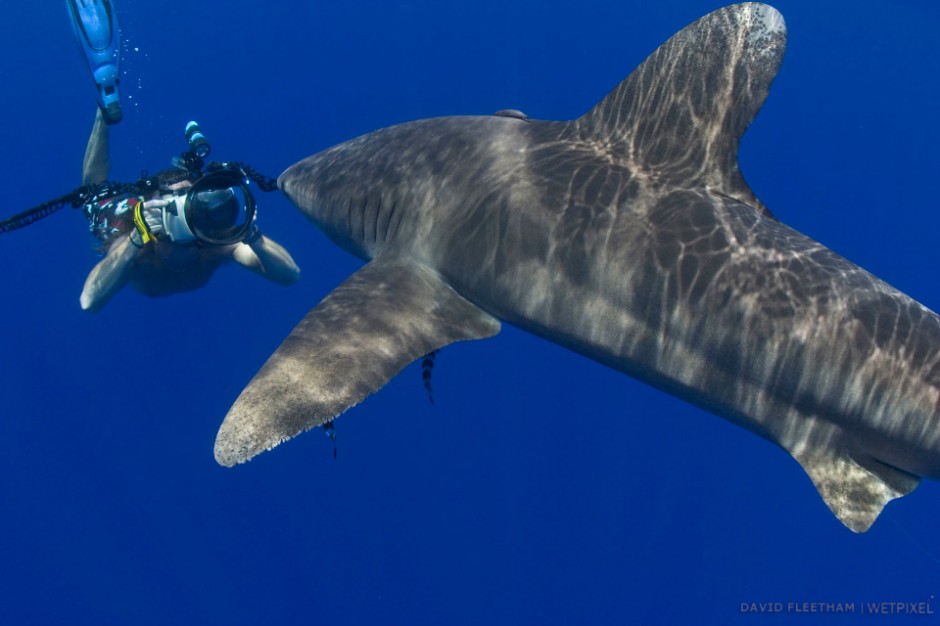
[576,3,786,212]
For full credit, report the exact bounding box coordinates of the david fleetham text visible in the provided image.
[740,601,934,615]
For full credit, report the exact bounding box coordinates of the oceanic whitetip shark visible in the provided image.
[214,3,940,533]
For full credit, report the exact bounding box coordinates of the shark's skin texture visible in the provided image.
[215,3,940,532]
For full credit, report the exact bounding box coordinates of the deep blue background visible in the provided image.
[1,1,938,624]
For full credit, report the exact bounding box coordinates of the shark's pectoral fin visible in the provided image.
[792,449,919,533]
[214,256,501,466]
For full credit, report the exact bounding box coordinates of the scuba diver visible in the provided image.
[77,119,301,312]
[0,0,301,311]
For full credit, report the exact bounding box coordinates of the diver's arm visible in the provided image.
[80,235,138,312]
[232,231,301,285]
[81,109,110,186]
[79,199,163,311]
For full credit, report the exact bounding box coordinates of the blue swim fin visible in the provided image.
[66,0,122,124]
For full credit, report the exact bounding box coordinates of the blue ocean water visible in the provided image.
[1,1,938,624]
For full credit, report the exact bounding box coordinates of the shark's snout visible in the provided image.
[278,159,321,215]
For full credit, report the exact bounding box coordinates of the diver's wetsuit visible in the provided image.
[83,193,140,248]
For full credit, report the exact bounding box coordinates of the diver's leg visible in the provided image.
[82,108,110,186]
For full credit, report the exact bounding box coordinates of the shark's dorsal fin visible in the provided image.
[792,448,920,532]
[214,257,501,466]
[576,3,786,210]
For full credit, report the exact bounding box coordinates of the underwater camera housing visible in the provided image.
[163,167,256,245]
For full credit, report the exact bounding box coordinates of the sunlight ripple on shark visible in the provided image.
[214,3,940,533]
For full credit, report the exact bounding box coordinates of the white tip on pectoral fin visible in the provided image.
[793,450,919,533]
[214,255,501,467]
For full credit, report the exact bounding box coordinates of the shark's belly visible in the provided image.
[439,194,940,479]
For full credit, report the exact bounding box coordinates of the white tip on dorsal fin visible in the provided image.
[576,3,786,210]
[792,449,920,533]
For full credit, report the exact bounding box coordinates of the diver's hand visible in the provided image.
[129,198,168,247]
[242,222,262,245]
[140,199,168,238]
